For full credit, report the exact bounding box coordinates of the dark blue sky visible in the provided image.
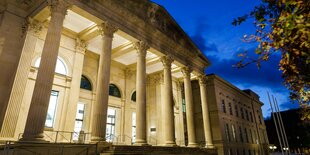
[151,0,299,118]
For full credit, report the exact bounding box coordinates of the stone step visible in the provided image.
[101,145,217,155]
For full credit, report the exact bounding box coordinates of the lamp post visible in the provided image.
[269,145,277,154]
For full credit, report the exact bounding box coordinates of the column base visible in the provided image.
[19,133,49,143]
[90,136,106,143]
[134,139,149,146]
[188,143,199,147]
[163,141,178,147]
[205,144,215,149]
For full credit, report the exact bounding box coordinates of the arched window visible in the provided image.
[131,91,136,102]
[80,75,92,91]
[35,57,67,75]
[109,84,121,98]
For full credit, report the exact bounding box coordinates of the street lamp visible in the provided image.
[269,145,277,153]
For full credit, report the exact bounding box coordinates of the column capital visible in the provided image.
[198,74,208,85]
[161,55,173,69]
[125,68,134,79]
[48,0,70,16]
[181,66,192,78]
[24,18,43,36]
[97,22,118,38]
[76,38,87,54]
[134,41,149,57]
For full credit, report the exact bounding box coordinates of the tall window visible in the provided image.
[232,124,236,142]
[131,91,136,102]
[244,128,249,143]
[228,103,233,115]
[80,75,92,91]
[240,107,244,119]
[235,105,239,117]
[109,84,121,98]
[239,126,243,142]
[245,110,249,121]
[249,112,253,122]
[132,112,136,143]
[221,100,226,113]
[45,91,59,128]
[73,103,85,140]
[35,57,67,75]
[106,108,116,142]
[225,123,230,142]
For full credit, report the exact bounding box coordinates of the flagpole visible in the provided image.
[267,92,284,155]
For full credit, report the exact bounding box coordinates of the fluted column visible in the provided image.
[0,18,42,138]
[20,0,69,142]
[91,22,117,141]
[63,38,87,131]
[198,75,214,148]
[161,56,176,146]
[181,67,198,147]
[134,41,149,145]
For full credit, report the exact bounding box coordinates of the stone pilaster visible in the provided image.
[0,18,42,138]
[198,75,214,148]
[134,41,149,145]
[181,66,198,147]
[20,0,70,142]
[161,55,176,146]
[63,38,87,131]
[91,22,117,141]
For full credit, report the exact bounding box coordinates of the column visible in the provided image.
[181,66,198,147]
[20,1,69,142]
[63,38,87,131]
[91,22,117,141]
[161,55,176,146]
[198,75,214,148]
[134,41,149,145]
[0,18,42,138]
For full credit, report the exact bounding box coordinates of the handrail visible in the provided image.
[43,132,55,142]
[116,135,133,145]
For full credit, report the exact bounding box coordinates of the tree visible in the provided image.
[232,0,310,120]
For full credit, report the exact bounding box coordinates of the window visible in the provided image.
[244,128,249,143]
[73,103,85,140]
[221,100,226,113]
[45,91,59,128]
[109,84,121,98]
[235,105,239,117]
[228,103,233,115]
[132,112,136,143]
[35,57,67,75]
[249,112,253,122]
[131,91,136,102]
[245,110,249,121]
[240,107,244,119]
[239,126,243,142]
[249,129,253,144]
[232,124,236,142]
[80,75,92,91]
[225,123,230,142]
[106,108,116,142]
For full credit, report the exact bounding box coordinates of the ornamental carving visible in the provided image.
[48,0,71,16]
[76,38,87,54]
[198,75,208,85]
[181,66,192,78]
[22,18,43,36]
[161,55,173,69]
[97,22,118,38]
[134,41,149,57]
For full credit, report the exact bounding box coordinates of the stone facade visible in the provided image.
[0,0,268,154]
[192,74,269,155]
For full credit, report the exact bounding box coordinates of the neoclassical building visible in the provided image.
[0,0,268,154]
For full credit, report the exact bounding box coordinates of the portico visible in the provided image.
[0,0,214,149]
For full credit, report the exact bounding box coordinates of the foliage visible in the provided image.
[232,0,310,120]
